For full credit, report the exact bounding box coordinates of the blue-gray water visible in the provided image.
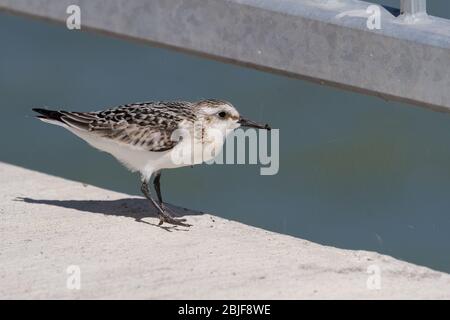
[1,3,450,273]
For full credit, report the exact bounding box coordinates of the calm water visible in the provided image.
[1,4,450,273]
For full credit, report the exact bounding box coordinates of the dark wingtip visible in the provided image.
[32,108,63,121]
[32,108,50,115]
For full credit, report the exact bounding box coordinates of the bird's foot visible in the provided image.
[158,204,192,227]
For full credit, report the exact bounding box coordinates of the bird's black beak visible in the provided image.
[238,117,271,130]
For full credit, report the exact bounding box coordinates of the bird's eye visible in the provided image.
[218,111,227,118]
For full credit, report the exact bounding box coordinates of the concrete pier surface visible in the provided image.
[1,162,449,299]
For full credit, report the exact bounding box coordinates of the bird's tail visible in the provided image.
[32,108,67,127]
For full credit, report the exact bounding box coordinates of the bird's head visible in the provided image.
[193,99,270,132]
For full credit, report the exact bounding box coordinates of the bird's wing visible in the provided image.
[59,102,196,152]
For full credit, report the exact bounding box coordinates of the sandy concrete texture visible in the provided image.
[0,162,449,299]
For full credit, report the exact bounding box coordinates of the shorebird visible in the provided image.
[33,99,270,227]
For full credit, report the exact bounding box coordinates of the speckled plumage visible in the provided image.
[56,101,198,152]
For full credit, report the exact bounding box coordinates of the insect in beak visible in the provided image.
[238,117,271,130]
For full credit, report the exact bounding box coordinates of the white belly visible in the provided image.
[67,126,228,180]
[68,129,176,178]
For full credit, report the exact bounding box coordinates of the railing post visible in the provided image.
[400,0,427,16]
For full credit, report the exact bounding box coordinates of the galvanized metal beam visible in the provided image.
[1,0,450,112]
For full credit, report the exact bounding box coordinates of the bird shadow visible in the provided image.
[15,197,204,232]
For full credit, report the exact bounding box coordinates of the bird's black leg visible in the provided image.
[140,177,190,227]
[152,172,191,226]
[153,171,163,205]
[140,180,163,212]
[153,172,173,214]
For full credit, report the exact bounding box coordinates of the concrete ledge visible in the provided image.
[1,162,449,299]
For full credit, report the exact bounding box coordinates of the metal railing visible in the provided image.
[1,0,450,112]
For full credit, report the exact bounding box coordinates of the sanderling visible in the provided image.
[33,99,270,227]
